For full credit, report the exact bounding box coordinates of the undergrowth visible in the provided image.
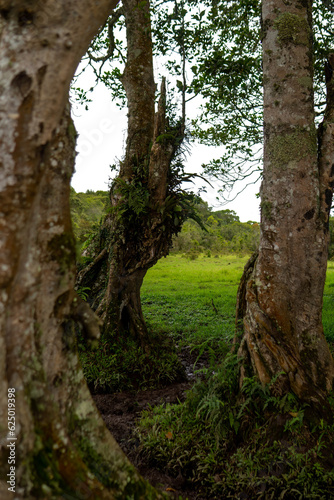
[77,330,186,393]
[74,255,334,496]
[135,354,334,499]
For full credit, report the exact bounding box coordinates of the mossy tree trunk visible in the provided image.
[0,2,162,497]
[236,0,334,414]
[77,0,187,349]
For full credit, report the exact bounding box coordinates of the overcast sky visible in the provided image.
[71,72,261,223]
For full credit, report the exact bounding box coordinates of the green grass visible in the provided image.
[142,253,334,350]
[79,253,334,392]
[79,253,249,393]
[324,260,334,343]
[142,254,249,360]
[136,357,334,499]
[78,332,186,393]
[135,255,334,499]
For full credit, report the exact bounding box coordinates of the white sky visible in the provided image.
[71,72,261,223]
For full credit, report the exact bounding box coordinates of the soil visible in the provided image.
[93,347,209,499]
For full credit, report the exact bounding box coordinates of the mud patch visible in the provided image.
[93,348,210,498]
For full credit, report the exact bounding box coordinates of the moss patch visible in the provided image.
[47,233,76,271]
[261,200,273,220]
[269,127,317,169]
[274,12,310,46]
[75,436,160,499]
[298,75,313,89]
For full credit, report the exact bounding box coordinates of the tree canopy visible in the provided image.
[75,0,334,201]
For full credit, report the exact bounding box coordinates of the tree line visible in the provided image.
[71,188,334,258]
[70,187,261,256]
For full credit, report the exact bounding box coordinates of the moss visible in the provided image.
[155,131,176,144]
[261,200,273,220]
[47,233,76,272]
[31,435,70,498]
[298,75,313,89]
[67,120,78,142]
[75,435,162,499]
[269,127,317,169]
[274,12,310,46]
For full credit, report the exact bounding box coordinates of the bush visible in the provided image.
[135,354,334,498]
[77,330,186,393]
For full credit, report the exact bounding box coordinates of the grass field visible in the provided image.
[324,259,334,342]
[81,254,334,393]
[141,254,248,361]
[137,255,334,498]
[142,253,334,351]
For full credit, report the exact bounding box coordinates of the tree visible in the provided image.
[236,0,334,415]
[171,0,333,200]
[0,1,162,497]
[76,0,200,349]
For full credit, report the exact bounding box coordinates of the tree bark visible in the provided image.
[236,0,334,413]
[0,2,162,497]
[77,1,186,348]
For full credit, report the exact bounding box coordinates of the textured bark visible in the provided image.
[120,0,155,178]
[77,1,185,347]
[237,0,334,411]
[0,2,162,497]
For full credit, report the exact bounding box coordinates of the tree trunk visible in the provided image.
[0,2,162,497]
[236,0,334,413]
[77,1,186,348]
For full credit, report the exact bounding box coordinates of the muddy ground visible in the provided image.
[93,348,209,499]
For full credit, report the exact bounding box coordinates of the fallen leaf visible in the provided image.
[165,431,173,440]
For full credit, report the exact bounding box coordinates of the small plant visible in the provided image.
[78,332,186,393]
[135,356,334,498]
[76,286,91,301]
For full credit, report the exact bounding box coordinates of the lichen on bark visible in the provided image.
[268,126,317,168]
[274,12,310,45]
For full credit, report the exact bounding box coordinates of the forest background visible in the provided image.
[70,188,334,258]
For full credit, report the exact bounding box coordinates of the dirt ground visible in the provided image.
[93,348,209,499]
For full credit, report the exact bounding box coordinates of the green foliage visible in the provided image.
[76,286,91,301]
[135,357,334,498]
[186,0,333,194]
[78,331,185,393]
[77,0,334,201]
[70,188,260,257]
[113,178,150,219]
[142,254,247,359]
[71,87,93,109]
[172,205,260,256]
[70,188,110,247]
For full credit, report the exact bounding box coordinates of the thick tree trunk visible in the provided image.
[236,0,334,412]
[77,1,185,347]
[0,2,162,497]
